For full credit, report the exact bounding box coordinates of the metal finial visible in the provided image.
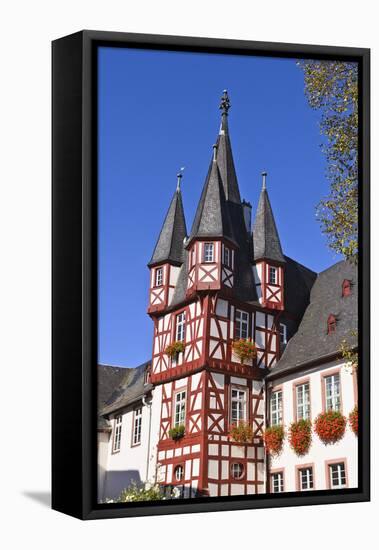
[219,90,231,115]
[212,144,217,162]
[176,167,185,190]
[261,171,267,190]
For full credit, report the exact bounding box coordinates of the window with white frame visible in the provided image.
[230,387,247,425]
[270,390,283,426]
[325,373,341,411]
[132,407,142,446]
[203,242,214,263]
[296,383,311,420]
[223,246,230,267]
[269,266,277,285]
[155,267,163,287]
[175,311,186,342]
[231,463,244,480]
[271,472,284,493]
[279,323,287,346]
[113,415,122,452]
[329,463,347,488]
[174,390,186,427]
[174,464,184,482]
[299,467,313,490]
[235,309,249,339]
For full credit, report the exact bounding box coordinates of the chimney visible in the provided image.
[242,199,252,233]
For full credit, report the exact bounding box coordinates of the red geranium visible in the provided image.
[349,406,358,436]
[232,338,257,365]
[314,410,346,445]
[288,419,312,456]
[229,421,253,444]
[263,425,285,456]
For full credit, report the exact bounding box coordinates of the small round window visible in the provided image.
[231,462,244,480]
[174,464,184,481]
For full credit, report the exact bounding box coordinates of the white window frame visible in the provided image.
[223,246,230,267]
[175,311,186,342]
[203,242,214,263]
[279,323,287,345]
[270,390,283,426]
[113,415,122,452]
[231,463,244,480]
[230,387,247,425]
[296,383,311,420]
[132,407,142,446]
[155,267,163,287]
[271,472,284,493]
[269,266,277,285]
[299,467,313,491]
[325,373,341,411]
[173,390,186,427]
[329,463,347,488]
[174,464,184,482]
[235,309,249,339]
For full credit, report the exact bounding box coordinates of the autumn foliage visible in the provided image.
[288,419,312,456]
[263,425,285,456]
[314,410,347,444]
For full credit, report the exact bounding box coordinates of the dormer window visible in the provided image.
[327,314,337,334]
[269,266,277,285]
[154,267,163,287]
[342,279,352,297]
[203,243,214,263]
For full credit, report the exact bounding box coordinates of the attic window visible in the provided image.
[342,279,352,297]
[327,314,337,335]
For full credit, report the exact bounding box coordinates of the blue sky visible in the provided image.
[98,46,341,368]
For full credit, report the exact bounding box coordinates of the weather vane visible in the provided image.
[220,90,231,115]
[176,166,185,190]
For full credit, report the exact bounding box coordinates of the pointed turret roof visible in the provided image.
[253,172,285,263]
[189,147,235,244]
[148,175,187,266]
[216,91,241,204]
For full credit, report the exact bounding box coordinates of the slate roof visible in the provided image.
[189,156,235,243]
[97,365,129,430]
[216,114,242,204]
[100,361,152,417]
[283,256,317,319]
[267,260,358,379]
[148,187,187,267]
[253,185,285,263]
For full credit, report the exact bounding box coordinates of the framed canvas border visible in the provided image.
[52,30,370,520]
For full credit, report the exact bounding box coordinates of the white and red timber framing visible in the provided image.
[98,91,358,501]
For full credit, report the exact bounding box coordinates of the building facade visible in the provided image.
[97,92,358,502]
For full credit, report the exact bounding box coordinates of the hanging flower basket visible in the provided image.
[168,424,185,441]
[229,421,253,444]
[164,341,185,359]
[349,406,358,436]
[232,338,257,365]
[314,410,347,445]
[263,425,285,456]
[288,419,312,456]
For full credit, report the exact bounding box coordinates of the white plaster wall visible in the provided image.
[97,430,111,502]
[270,359,358,492]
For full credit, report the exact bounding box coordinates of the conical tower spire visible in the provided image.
[189,144,234,244]
[148,174,187,266]
[253,172,285,263]
[216,90,241,204]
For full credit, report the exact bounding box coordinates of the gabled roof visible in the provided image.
[253,180,285,264]
[97,364,129,430]
[267,260,358,379]
[100,361,152,416]
[148,186,187,267]
[189,155,235,243]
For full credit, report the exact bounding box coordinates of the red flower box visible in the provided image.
[349,406,358,436]
[288,419,312,456]
[229,421,253,444]
[232,338,257,365]
[314,410,346,444]
[263,425,285,456]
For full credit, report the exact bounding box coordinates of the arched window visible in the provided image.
[174,464,184,482]
[231,462,244,480]
[342,279,352,297]
[327,314,337,335]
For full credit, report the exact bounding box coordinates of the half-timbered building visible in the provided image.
[98,91,358,501]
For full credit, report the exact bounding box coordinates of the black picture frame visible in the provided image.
[52,30,370,520]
